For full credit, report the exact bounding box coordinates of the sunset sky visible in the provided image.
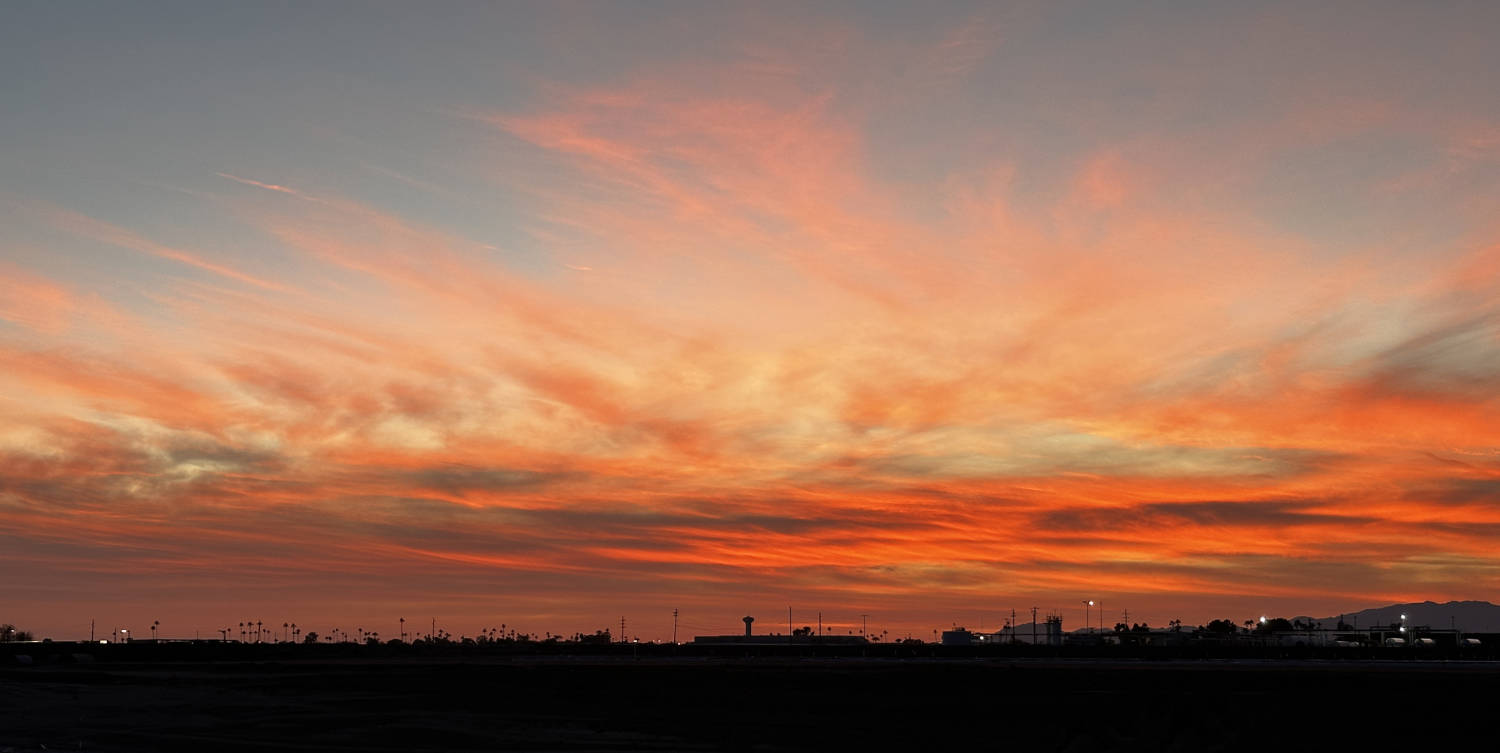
[3,2,1499,642]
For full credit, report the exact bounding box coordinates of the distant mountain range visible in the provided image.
[1296,600,1500,632]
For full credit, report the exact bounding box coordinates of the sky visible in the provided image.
[2,1,1499,642]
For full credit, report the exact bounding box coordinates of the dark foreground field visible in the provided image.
[4,657,1497,752]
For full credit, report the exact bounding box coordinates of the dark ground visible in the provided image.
[4,655,1498,752]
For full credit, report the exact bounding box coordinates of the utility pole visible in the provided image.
[861,614,868,639]
[620,616,626,643]
[672,608,678,644]
[90,619,95,643]
[818,612,822,637]
[1010,609,1017,644]
[788,606,792,638]
[1031,607,1038,646]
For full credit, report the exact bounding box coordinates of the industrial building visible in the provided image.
[692,615,871,646]
[942,616,1064,646]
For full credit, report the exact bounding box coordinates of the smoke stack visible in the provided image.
[743,616,754,637]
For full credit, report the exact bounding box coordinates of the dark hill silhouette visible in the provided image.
[1295,600,1500,631]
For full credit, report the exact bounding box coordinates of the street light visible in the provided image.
[1083,600,1095,635]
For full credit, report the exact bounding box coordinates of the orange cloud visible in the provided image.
[26,202,293,293]
[5,13,1500,640]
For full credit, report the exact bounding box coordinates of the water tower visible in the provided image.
[743,616,754,637]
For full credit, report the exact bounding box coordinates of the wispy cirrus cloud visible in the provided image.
[4,3,1500,640]
[23,201,293,293]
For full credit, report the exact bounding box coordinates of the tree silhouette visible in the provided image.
[0,624,34,642]
[1256,618,1294,633]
